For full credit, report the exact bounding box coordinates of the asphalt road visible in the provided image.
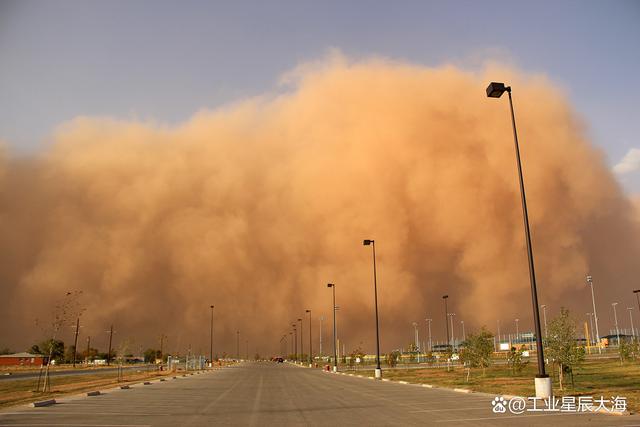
[1,362,638,426]
[0,365,156,382]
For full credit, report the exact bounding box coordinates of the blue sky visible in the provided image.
[1,0,639,190]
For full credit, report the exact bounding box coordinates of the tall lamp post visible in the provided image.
[425,318,433,352]
[306,310,313,366]
[443,295,450,351]
[236,330,240,360]
[298,318,304,364]
[586,275,602,353]
[634,290,640,322]
[448,313,456,348]
[627,307,635,338]
[586,313,595,346]
[486,82,550,398]
[461,320,466,342]
[540,305,548,340]
[363,239,382,380]
[292,324,297,362]
[319,315,324,357]
[327,283,338,372]
[612,303,620,347]
[209,305,214,366]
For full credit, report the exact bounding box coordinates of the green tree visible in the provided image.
[349,347,365,368]
[619,339,639,362]
[545,307,586,390]
[38,339,65,362]
[143,348,161,363]
[64,345,81,363]
[460,327,494,376]
[507,346,528,374]
[385,351,400,368]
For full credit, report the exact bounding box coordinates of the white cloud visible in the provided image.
[614,148,640,174]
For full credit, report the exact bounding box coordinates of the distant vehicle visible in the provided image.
[276,357,284,363]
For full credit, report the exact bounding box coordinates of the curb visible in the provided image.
[32,399,56,407]
[454,388,472,394]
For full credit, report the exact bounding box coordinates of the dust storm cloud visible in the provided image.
[1,56,638,356]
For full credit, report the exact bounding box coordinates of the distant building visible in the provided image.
[0,352,48,366]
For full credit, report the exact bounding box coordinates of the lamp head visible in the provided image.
[586,275,593,283]
[442,295,448,299]
[306,309,311,313]
[363,239,373,246]
[327,283,334,288]
[298,318,302,322]
[486,82,509,98]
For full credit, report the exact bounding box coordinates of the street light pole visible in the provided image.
[634,290,640,327]
[486,82,550,398]
[443,295,450,351]
[306,310,312,366]
[587,275,602,353]
[448,313,456,348]
[612,303,620,347]
[292,324,297,362]
[298,318,303,364]
[319,315,324,357]
[363,239,382,379]
[627,307,635,338]
[412,322,419,350]
[587,313,595,346]
[426,318,432,352]
[210,305,214,365]
[515,318,520,338]
[540,305,548,340]
[236,330,240,360]
[327,283,337,372]
[461,320,466,342]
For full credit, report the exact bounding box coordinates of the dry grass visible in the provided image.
[353,359,640,412]
[0,368,175,408]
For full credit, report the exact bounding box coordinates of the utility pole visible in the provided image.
[159,334,166,363]
[319,315,324,357]
[236,331,240,360]
[425,318,432,352]
[298,318,303,362]
[106,325,114,366]
[306,310,312,365]
[210,305,214,365]
[86,336,91,364]
[72,317,80,368]
[628,307,636,338]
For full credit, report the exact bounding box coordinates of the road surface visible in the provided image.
[1,362,637,426]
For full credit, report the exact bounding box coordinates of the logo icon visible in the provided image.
[491,396,507,413]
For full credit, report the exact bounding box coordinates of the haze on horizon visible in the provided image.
[1,56,638,357]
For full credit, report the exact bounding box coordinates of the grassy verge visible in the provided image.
[0,368,176,408]
[350,359,640,412]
